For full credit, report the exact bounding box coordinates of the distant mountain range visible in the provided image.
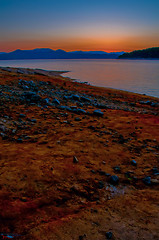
[119,47,159,59]
[0,48,124,60]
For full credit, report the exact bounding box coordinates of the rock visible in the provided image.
[131,160,137,166]
[17,69,25,74]
[75,117,81,121]
[58,105,71,111]
[140,100,151,105]
[63,120,68,124]
[71,108,86,114]
[73,156,79,163]
[21,91,41,104]
[78,102,84,107]
[139,100,158,107]
[143,176,151,185]
[79,234,86,240]
[0,125,6,132]
[152,167,159,175]
[93,109,104,117]
[132,176,138,181]
[72,94,80,101]
[91,208,98,213]
[19,79,38,91]
[12,129,16,134]
[30,119,37,123]
[151,102,158,107]
[130,102,136,107]
[43,98,50,105]
[17,138,23,143]
[96,104,107,109]
[109,175,119,185]
[98,181,104,189]
[52,98,60,105]
[88,125,95,130]
[0,133,8,140]
[22,85,29,91]
[113,166,121,173]
[151,179,159,185]
[70,106,77,109]
[63,95,70,101]
[20,197,27,202]
[106,231,113,239]
[77,109,87,114]
[118,134,127,144]
[81,96,91,102]
[98,170,110,176]
[19,114,26,118]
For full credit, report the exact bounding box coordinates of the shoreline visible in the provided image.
[0,66,159,240]
[1,58,159,98]
[1,65,159,101]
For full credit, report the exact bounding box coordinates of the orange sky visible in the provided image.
[0,0,159,53]
[1,35,159,53]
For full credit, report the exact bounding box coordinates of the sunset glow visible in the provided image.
[0,0,159,52]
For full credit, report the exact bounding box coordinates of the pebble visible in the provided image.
[72,94,80,101]
[96,104,107,109]
[72,108,87,114]
[73,156,79,163]
[52,98,60,105]
[131,160,137,166]
[0,133,8,140]
[43,98,50,105]
[17,138,23,143]
[98,181,104,189]
[19,114,26,118]
[118,134,127,144]
[21,91,42,104]
[113,166,121,173]
[152,167,159,175]
[30,119,37,123]
[109,175,119,185]
[98,170,109,176]
[75,117,81,121]
[79,234,86,240]
[93,109,104,117]
[106,231,113,239]
[81,96,91,102]
[151,179,159,185]
[143,176,151,185]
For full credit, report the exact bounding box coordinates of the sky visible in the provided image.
[0,0,159,52]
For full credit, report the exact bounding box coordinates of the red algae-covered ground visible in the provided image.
[0,67,159,240]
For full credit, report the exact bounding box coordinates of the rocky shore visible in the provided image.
[0,66,159,239]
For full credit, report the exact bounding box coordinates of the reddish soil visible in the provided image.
[0,67,159,240]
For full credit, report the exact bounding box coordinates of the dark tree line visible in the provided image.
[119,47,159,59]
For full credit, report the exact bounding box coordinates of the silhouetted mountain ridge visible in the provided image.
[0,48,124,60]
[119,47,159,59]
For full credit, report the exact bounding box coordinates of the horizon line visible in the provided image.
[1,46,159,54]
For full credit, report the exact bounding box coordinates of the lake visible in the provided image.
[0,59,159,98]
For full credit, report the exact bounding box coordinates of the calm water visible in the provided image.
[0,59,159,98]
